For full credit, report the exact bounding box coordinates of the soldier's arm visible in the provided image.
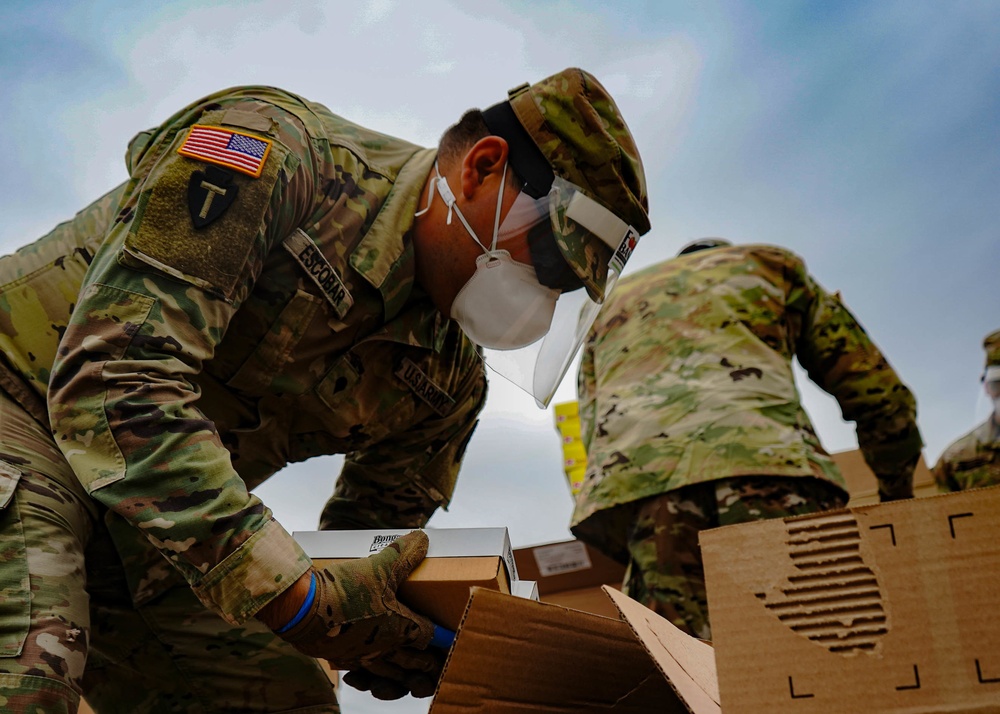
[48,92,320,624]
[577,329,599,455]
[786,254,922,501]
[931,455,957,493]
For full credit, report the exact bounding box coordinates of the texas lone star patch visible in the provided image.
[177,125,272,178]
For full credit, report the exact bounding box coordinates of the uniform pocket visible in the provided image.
[227,289,322,394]
[314,353,389,444]
[0,462,29,657]
[0,245,93,394]
[313,350,405,447]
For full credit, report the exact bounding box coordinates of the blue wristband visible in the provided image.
[274,571,317,635]
[429,624,456,649]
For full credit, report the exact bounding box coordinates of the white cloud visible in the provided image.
[360,0,397,26]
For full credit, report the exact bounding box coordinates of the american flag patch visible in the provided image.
[177,125,272,178]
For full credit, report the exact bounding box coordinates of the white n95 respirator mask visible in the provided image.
[451,251,559,350]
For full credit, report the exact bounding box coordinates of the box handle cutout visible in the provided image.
[754,512,887,656]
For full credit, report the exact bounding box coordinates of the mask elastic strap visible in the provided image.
[414,163,441,218]
[414,161,509,259]
[440,182,483,249]
[488,161,508,253]
[438,167,506,259]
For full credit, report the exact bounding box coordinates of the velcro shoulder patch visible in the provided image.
[283,229,354,319]
[123,127,288,299]
[178,125,273,178]
[396,358,455,416]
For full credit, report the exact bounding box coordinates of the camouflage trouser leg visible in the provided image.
[0,391,340,713]
[623,476,848,641]
[0,389,97,713]
[83,577,340,714]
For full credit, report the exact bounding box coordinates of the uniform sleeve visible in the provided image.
[931,454,957,493]
[786,254,922,501]
[577,327,599,455]
[930,428,992,493]
[48,97,318,624]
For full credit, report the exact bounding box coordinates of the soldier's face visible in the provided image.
[411,159,537,318]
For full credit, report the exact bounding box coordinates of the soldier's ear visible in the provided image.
[460,136,509,199]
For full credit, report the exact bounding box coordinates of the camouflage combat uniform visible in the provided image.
[932,329,1000,492]
[932,420,1000,491]
[573,244,921,638]
[0,86,486,712]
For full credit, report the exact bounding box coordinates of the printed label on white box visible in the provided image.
[533,540,593,577]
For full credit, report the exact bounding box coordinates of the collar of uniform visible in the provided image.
[362,297,449,353]
[350,147,437,321]
[126,128,157,174]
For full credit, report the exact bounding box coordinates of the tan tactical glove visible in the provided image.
[342,646,449,700]
[273,531,436,670]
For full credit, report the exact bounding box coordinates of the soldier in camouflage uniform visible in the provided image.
[0,68,650,712]
[573,239,921,639]
[932,329,1000,491]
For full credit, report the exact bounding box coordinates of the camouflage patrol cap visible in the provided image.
[677,237,733,256]
[984,329,1000,370]
[483,68,650,301]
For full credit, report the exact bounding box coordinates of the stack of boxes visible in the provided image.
[553,400,587,497]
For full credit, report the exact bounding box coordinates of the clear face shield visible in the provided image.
[478,176,639,408]
[984,366,1000,421]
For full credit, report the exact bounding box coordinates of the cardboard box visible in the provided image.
[513,538,626,619]
[700,485,1000,713]
[430,586,719,713]
[832,449,938,506]
[295,528,517,632]
[511,579,539,601]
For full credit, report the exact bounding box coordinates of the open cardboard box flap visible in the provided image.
[430,585,720,713]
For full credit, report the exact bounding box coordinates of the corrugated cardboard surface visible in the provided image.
[701,485,1000,713]
[603,588,720,714]
[540,584,623,619]
[430,587,719,713]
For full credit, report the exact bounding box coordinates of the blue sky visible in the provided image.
[2,1,999,710]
